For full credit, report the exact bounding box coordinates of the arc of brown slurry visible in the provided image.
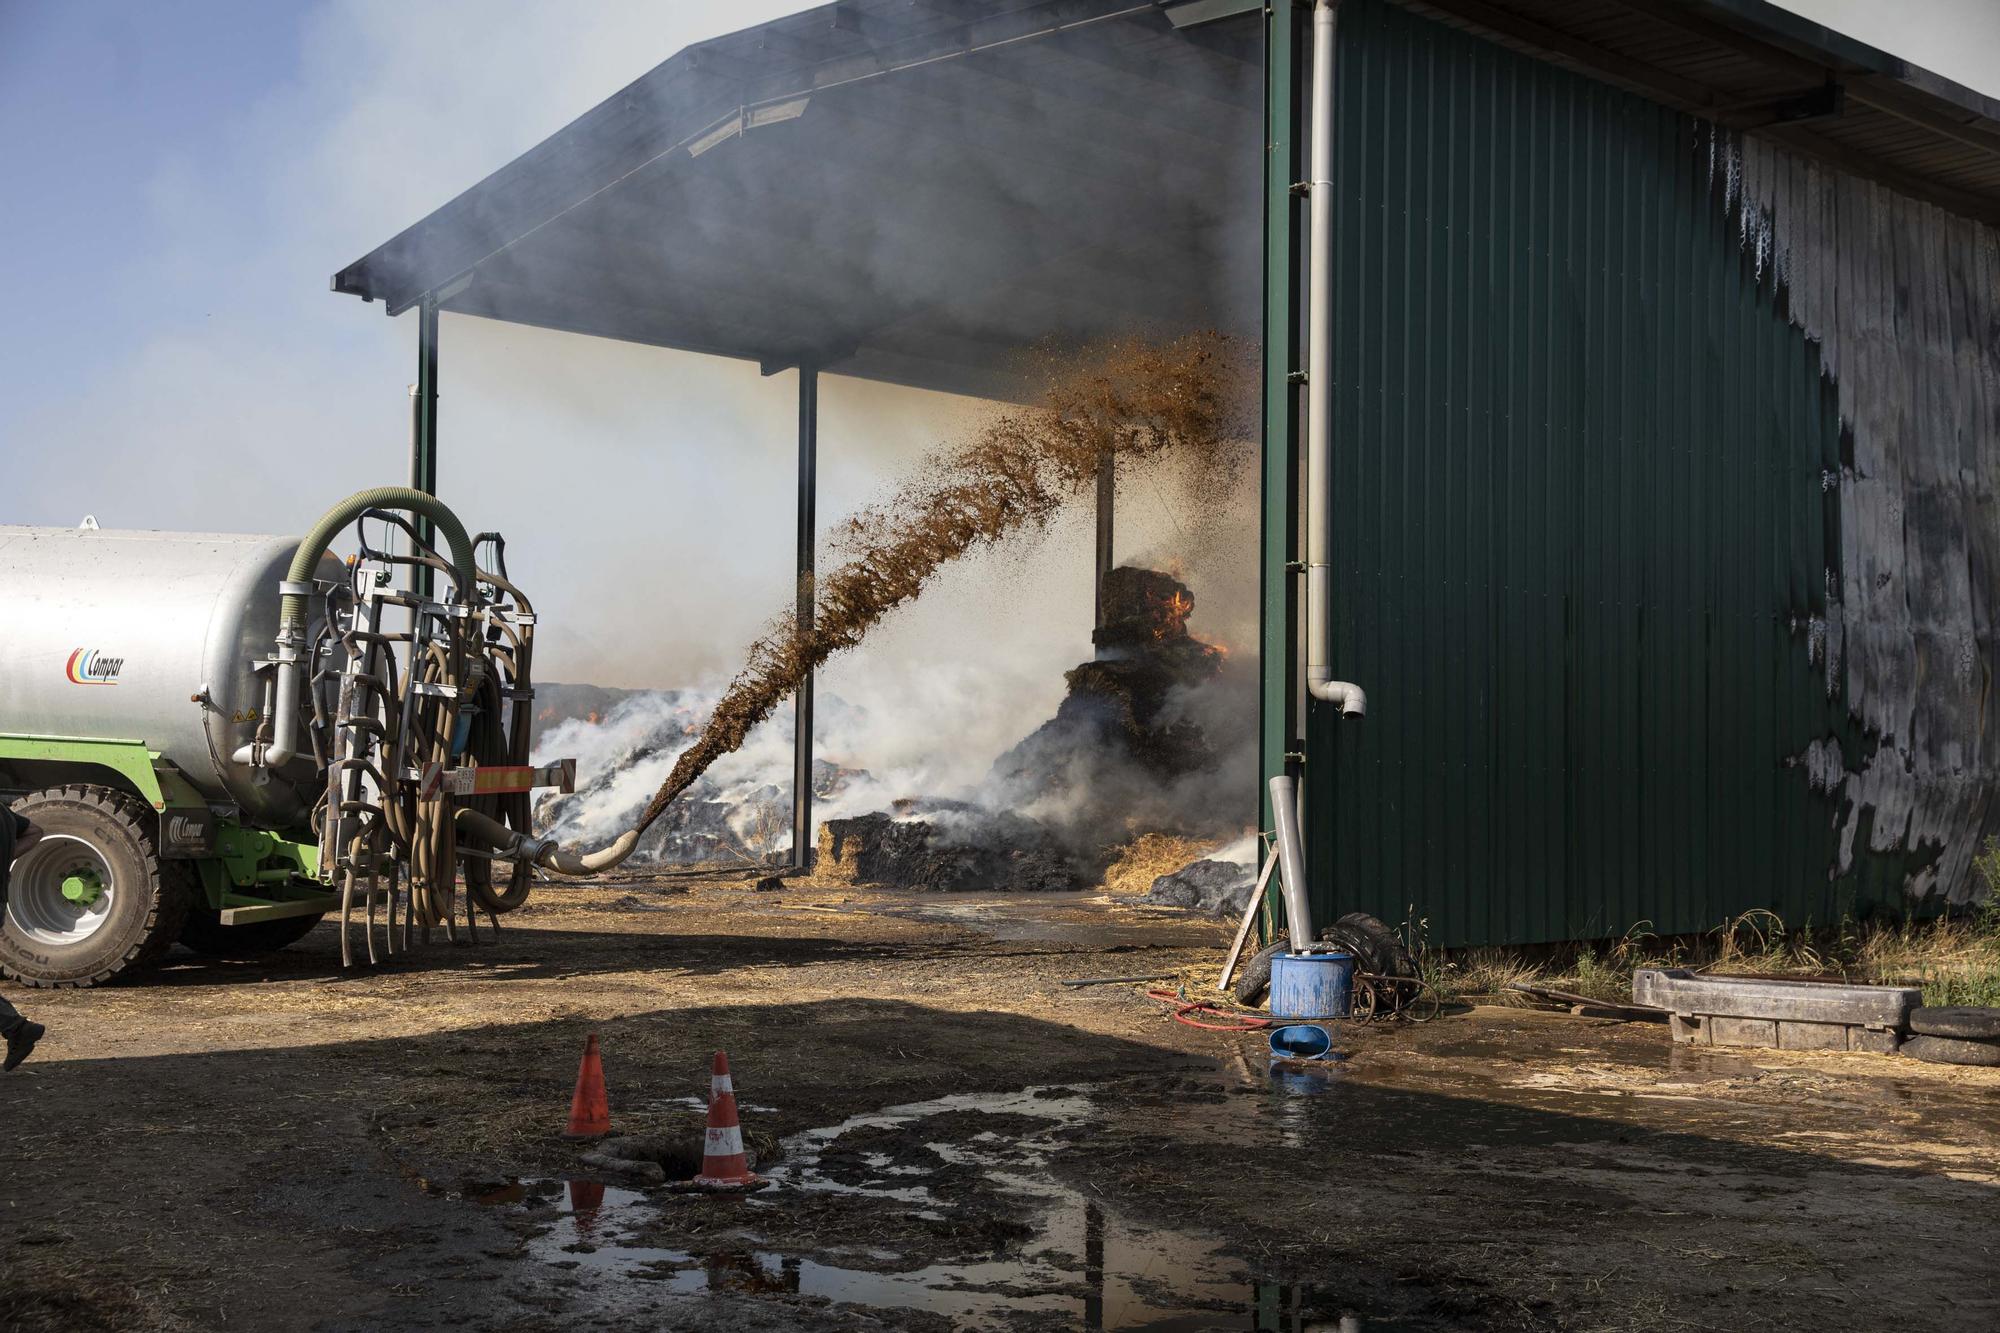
[634,332,1253,836]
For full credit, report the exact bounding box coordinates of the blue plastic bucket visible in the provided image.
[1268,1024,1334,1060]
[1269,951,1353,1019]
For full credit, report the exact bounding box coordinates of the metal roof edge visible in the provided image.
[328,0,1173,317]
[1696,0,2000,126]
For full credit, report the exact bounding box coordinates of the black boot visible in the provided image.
[4,1020,44,1071]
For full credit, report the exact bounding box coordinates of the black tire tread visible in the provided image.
[1899,1033,2000,1067]
[1907,1006,2000,1042]
[2,785,191,989]
[1234,941,1287,1007]
[1318,911,1418,980]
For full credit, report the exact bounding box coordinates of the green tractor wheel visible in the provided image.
[1,785,190,988]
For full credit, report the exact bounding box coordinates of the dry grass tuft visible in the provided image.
[1418,949,1545,1004]
[1408,876,2000,1009]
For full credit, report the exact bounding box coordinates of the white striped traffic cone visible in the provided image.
[682,1050,768,1192]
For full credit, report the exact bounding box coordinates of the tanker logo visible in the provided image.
[65,648,124,686]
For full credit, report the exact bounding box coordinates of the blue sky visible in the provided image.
[1,0,1995,708]
[0,3,301,403]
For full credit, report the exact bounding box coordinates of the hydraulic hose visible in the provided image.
[281,487,478,634]
[238,487,483,770]
[454,810,640,877]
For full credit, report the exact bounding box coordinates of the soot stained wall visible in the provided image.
[1300,0,1994,946]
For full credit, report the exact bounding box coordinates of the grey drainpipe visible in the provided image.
[1269,0,1364,956]
[1305,0,1365,720]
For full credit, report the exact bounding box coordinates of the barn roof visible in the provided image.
[333,0,2000,396]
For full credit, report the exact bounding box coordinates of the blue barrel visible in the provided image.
[1269,951,1353,1019]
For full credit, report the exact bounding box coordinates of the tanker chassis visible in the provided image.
[0,489,598,987]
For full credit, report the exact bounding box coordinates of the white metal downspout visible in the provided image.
[1305,0,1365,720]
[1268,0,1363,956]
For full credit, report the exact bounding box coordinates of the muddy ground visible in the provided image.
[2,872,1995,1332]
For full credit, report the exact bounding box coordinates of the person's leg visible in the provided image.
[2,994,42,1070]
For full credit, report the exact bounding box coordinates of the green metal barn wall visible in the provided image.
[1295,0,1867,947]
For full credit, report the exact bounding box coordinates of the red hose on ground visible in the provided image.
[1146,988,1271,1032]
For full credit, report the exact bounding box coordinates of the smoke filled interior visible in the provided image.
[336,2,1269,870]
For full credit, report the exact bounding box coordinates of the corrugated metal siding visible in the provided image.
[1736,137,2000,908]
[1303,0,1858,946]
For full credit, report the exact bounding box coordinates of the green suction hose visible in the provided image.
[281,486,479,631]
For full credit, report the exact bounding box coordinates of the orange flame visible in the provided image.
[1150,589,1195,639]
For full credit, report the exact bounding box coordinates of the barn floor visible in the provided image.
[2,873,1995,1333]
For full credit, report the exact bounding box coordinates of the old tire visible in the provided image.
[1,786,190,988]
[1319,912,1417,979]
[178,908,325,959]
[1907,1006,2000,1042]
[1899,1033,2000,1067]
[1234,941,1287,1007]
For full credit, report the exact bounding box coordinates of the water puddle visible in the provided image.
[485,1082,1376,1329]
[647,1093,779,1115]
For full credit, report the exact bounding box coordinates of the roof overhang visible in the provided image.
[333,0,1265,400]
[334,0,2000,399]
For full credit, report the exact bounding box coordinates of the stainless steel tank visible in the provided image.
[0,526,342,825]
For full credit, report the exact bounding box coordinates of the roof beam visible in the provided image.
[1408,0,1723,111]
[1601,0,2000,163]
[1760,121,2000,223]
[1407,0,2000,221]
[1847,75,2000,164]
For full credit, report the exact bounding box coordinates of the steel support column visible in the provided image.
[792,366,819,870]
[1093,451,1115,631]
[1259,2,1307,904]
[412,294,440,599]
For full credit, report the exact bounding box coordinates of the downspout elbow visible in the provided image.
[1306,672,1366,718]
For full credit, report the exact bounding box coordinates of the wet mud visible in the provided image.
[2,873,1996,1331]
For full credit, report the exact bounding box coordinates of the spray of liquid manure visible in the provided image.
[629,332,1253,839]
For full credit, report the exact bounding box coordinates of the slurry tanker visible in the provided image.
[0,489,633,987]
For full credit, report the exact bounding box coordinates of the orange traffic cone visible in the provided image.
[564,1033,611,1139]
[678,1050,768,1192]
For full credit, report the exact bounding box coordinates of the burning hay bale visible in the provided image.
[807,565,1251,893]
[989,565,1225,841]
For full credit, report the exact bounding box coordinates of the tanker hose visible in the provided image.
[281,486,479,633]
[240,487,485,771]
[453,809,642,877]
